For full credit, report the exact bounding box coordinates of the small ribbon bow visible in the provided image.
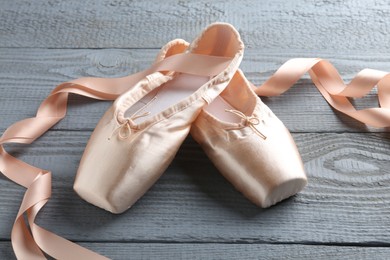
[225,109,267,139]
[109,96,158,140]
[109,111,151,140]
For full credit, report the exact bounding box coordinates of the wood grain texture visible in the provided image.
[1,131,389,244]
[1,0,390,258]
[2,242,390,260]
[1,0,390,52]
[1,48,389,133]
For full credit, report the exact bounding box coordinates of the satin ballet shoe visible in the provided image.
[190,69,307,208]
[74,22,244,213]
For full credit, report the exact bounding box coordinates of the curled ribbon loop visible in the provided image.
[253,58,390,127]
[225,109,267,139]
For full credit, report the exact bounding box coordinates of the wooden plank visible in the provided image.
[1,0,389,258]
[2,241,390,260]
[1,131,389,244]
[1,0,390,51]
[1,48,389,133]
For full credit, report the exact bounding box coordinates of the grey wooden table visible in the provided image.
[1,0,390,259]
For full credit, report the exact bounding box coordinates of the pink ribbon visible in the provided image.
[0,53,232,259]
[255,58,390,127]
[1,55,389,259]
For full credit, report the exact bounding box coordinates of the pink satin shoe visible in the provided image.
[74,23,244,213]
[191,69,307,207]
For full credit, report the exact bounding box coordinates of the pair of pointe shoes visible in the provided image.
[74,23,307,214]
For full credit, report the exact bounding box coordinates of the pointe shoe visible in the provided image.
[74,23,244,213]
[190,69,307,207]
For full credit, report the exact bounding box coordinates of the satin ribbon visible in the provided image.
[1,53,389,259]
[0,53,233,259]
[254,58,390,127]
